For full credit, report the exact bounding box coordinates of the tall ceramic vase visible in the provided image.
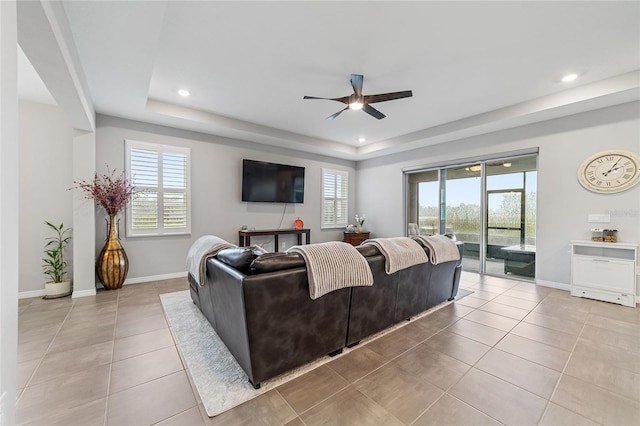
[96,214,129,290]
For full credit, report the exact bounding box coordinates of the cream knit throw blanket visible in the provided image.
[186,236,236,287]
[413,235,460,265]
[287,242,373,300]
[361,237,428,274]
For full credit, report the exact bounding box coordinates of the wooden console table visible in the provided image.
[343,232,370,246]
[239,228,311,247]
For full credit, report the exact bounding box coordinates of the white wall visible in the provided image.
[95,115,357,281]
[20,103,640,292]
[18,100,74,293]
[357,102,640,290]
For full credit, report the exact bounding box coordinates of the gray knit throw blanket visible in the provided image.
[413,235,460,265]
[287,241,373,300]
[186,236,236,287]
[361,237,428,274]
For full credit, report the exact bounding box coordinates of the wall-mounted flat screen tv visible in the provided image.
[242,159,305,203]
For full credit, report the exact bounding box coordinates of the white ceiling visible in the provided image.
[25,1,640,160]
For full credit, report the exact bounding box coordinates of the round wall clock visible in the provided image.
[577,150,640,193]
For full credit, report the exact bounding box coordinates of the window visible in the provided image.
[125,140,191,236]
[321,168,348,228]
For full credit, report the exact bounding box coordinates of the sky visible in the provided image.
[418,171,537,207]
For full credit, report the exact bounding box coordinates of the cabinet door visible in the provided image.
[572,255,635,294]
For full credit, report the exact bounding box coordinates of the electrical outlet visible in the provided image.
[588,213,610,223]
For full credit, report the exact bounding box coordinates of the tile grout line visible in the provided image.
[15,301,75,408]
[433,287,554,424]
[408,278,508,425]
[154,284,204,424]
[289,299,473,422]
[536,313,590,425]
[102,289,121,426]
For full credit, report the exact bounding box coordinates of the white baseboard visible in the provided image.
[123,271,187,285]
[21,272,187,298]
[538,280,639,306]
[72,288,97,298]
[535,279,570,291]
[18,289,45,299]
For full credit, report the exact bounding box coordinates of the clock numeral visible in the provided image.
[595,180,602,186]
[624,161,631,166]
[605,156,614,161]
[587,170,594,176]
[626,168,634,173]
[589,176,596,182]
[623,174,632,180]
[605,182,611,187]
[596,158,604,163]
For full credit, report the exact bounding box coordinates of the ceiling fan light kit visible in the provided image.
[304,74,412,120]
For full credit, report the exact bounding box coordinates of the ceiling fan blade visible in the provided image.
[303,95,350,104]
[327,107,349,120]
[363,104,386,120]
[364,90,413,104]
[351,74,364,97]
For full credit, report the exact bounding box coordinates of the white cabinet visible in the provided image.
[571,241,637,308]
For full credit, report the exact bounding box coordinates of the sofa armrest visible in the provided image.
[202,258,253,380]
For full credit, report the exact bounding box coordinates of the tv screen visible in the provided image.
[242,159,305,203]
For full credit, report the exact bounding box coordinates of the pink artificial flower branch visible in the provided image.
[73,167,136,215]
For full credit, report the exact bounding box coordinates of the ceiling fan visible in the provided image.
[304,74,412,120]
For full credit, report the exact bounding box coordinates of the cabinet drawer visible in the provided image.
[571,285,635,308]
[572,256,635,294]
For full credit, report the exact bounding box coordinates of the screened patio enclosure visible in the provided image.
[405,154,537,280]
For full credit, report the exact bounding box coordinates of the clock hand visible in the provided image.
[603,158,621,176]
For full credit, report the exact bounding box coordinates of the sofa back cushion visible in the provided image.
[217,246,267,274]
[250,252,305,274]
[356,244,381,257]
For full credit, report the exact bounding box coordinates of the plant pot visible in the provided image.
[44,279,72,299]
[96,214,129,290]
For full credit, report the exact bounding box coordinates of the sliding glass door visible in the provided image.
[443,166,482,272]
[406,154,537,279]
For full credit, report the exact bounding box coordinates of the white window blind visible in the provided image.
[321,168,348,228]
[125,140,191,236]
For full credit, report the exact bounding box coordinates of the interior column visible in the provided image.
[0,1,19,423]
[72,130,96,297]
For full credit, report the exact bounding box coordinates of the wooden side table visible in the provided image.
[343,232,370,246]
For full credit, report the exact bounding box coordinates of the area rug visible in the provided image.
[160,288,471,417]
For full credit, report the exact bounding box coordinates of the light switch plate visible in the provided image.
[588,213,610,223]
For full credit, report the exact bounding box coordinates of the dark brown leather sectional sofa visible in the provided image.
[188,238,463,389]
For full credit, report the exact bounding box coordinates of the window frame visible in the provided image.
[321,168,349,229]
[125,139,191,237]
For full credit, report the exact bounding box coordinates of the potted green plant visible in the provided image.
[42,221,72,298]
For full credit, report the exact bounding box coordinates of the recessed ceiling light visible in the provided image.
[358,137,366,143]
[561,73,578,83]
[177,89,191,97]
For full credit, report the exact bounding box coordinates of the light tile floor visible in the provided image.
[15,272,640,425]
